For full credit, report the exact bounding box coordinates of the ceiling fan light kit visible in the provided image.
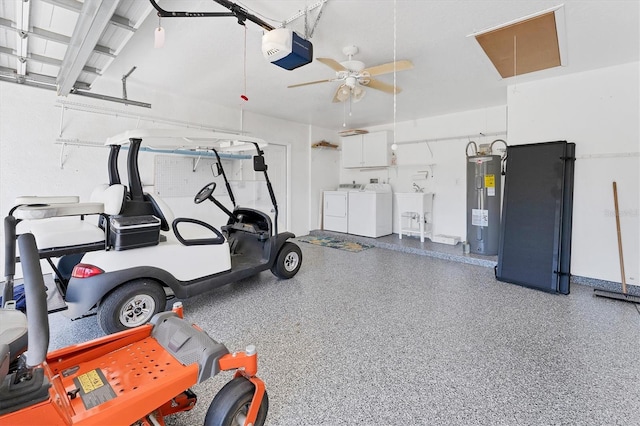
[288,44,413,104]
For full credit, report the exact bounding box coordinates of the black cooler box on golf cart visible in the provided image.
[110,215,161,250]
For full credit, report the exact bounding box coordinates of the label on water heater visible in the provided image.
[472,209,489,227]
[484,174,496,197]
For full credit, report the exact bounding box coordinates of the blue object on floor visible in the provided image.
[0,283,25,311]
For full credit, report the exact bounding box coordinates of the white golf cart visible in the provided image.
[4,129,302,334]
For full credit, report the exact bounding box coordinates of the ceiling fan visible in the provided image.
[287,45,413,103]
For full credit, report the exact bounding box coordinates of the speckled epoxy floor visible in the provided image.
[47,236,640,425]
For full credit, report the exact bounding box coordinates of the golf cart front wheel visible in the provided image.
[97,279,166,334]
[204,377,268,426]
[271,242,302,279]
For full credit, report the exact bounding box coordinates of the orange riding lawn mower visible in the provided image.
[0,234,268,425]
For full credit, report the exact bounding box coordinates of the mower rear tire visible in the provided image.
[204,377,269,426]
[97,279,166,334]
[271,242,302,279]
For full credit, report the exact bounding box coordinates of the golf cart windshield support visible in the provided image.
[211,149,236,208]
[251,142,279,236]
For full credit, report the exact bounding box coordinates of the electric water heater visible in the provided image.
[466,141,506,255]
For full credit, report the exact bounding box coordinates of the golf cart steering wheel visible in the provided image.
[194,182,216,204]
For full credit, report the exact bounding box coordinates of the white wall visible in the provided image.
[308,127,341,230]
[339,106,508,240]
[507,62,640,284]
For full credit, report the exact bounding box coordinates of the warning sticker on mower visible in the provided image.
[73,369,116,410]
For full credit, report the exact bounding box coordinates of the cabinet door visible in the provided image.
[341,135,363,168]
[362,131,389,167]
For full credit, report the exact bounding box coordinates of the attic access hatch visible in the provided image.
[469,5,567,78]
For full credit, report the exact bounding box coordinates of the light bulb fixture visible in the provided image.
[336,85,351,102]
[154,16,165,48]
[352,85,365,102]
[391,143,398,151]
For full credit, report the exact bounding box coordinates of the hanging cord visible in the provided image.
[240,25,248,102]
[239,25,248,133]
[512,35,517,93]
[243,25,247,97]
[393,0,397,149]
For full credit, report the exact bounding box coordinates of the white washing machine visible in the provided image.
[323,184,363,233]
[348,183,393,238]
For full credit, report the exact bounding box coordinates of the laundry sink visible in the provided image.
[396,192,434,242]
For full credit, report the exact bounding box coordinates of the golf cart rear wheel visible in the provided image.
[97,280,165,334]
[271,242,302,279]
[204,377,268,426]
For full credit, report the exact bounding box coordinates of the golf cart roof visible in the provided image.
[106,128,267,152]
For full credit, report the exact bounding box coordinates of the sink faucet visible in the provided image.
[413,183,424,193]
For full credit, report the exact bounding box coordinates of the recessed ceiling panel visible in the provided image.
[48,6,79,38]
[43,41,67,60]
[26,61,43,74]
[474,10,562,78]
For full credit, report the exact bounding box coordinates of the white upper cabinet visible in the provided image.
[341,131,390,168]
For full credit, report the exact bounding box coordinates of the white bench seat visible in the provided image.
[12,184,125,252]
[28,218,107,250]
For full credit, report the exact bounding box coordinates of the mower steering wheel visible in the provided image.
[194,182,216,204]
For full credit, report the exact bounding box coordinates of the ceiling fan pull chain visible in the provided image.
[343,99,347,127]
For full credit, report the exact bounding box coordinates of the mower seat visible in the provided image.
[0,308,28,364]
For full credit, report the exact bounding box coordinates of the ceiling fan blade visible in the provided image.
[365,78,401,94]
[287,79,333,88]
[363,60,413,76]
[317,57,347,72]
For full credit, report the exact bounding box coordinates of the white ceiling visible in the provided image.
[2,1,639,131]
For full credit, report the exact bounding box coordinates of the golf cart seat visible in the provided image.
[144,192,175,232]
[12,184,126,254]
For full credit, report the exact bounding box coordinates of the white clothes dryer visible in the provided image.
[323,184,364,233]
